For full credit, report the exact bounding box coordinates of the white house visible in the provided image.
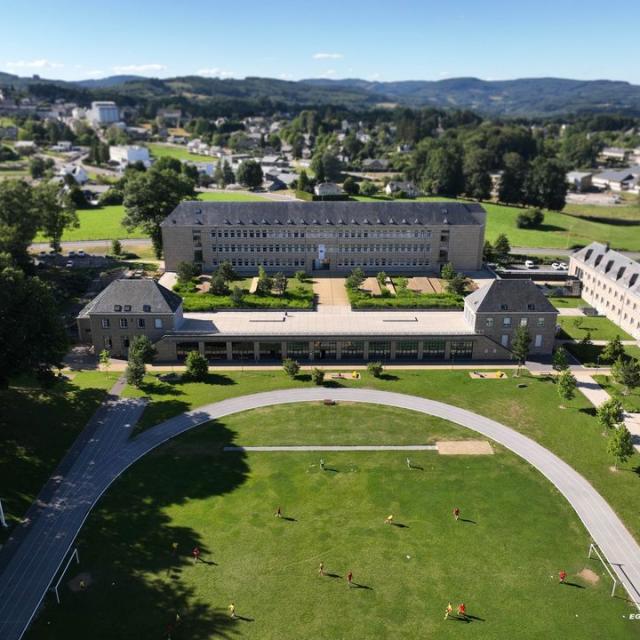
[599,147,630,163]
[384,181,420,198]
[566,171,593,192]
[592,170,635,192]
[314,182,343,197]
[87,101,120,125]
[59,164,88,185]
[109,145,151,168]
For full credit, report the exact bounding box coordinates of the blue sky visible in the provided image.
[1,0,639,84]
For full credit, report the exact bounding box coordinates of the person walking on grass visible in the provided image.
[347,570,353,587]
[319,561,325,577]
[320,458,325,471]
[384,514,394,525]
[228,602,237,619]
[192,546,201,563]
[444,602,453,620]
[406,457,411,469]
[457,603,467,620]
[275,506,282,518]
[453,507,460,521]
[559,570,567,584]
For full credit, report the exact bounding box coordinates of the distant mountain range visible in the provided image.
[2,71,640,117]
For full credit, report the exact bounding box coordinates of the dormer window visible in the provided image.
[616,267,626,280]
[114,305,122,312]
[585,249,593,260]
[527,304,535,311]
[143,304,151,312]
[500,304,508,311]
[124,305,132,312]
[630,274,639,287]
[605,260,614,273]
[594,255,603,266]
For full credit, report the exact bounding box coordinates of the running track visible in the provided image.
[1,387,639,639]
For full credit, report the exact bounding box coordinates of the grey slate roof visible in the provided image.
[464,280,557,314]
[572,242,640,295]
[593,170,634,182]
[78,279,182,317]
[161,201,486,228]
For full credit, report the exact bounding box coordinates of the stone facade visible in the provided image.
[161,201,486,274]
[570,242,640,339]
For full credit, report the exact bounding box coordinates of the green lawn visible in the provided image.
[176,276,315,310]
[564,343,640,367]
[25,405,636,639]
[564,202,640,222]
[198,191,268,202]
[148,142,216,163]
[354,196,640,250]
[0,371,117,538]
[123,369,640,543]
[347,278,463,310]
[557,316,633,341]
[548,297,587,309]
[593,375,640,413]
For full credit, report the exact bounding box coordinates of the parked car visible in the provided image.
[77,250,86,257]
[524,260,536,269]
[551,262,561,270]
[68,250,77,257]
[65,260,74,268]
[558,262,568,270]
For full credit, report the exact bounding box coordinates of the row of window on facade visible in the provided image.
[173,339,475,361]
[200,229,435,240]
[101,318,164,329]
[210,257,433,268]
[583,287,640,329]
[581,270,640,299]
[485,316,546,328]
[211,243,432,254]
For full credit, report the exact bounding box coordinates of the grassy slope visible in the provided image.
[26,405,635,639]
[0,372,117,535]
[123,369,640,542]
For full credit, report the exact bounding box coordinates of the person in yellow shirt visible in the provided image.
[384,514,394,525]
[228,603,237,619]
[444,602,453,620]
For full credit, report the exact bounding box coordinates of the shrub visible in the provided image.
[176,261,198,284]
[128,335,156,363]
[126,356,145,388]
[367,361,384,378]
[295,270,307,283]
[311,368,325,385]
[283,358,300,378]
[111,239,122,257]
[346,267,366,290]
[184,350,208,381]
[516,208,545,229]
[209,273,229,295]
[98,187,124,206]
[360,180,378,196]
[231,286,244,306]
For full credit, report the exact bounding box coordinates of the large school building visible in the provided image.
[161,201,486,274]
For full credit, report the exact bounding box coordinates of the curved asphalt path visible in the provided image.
[1,388,639,639]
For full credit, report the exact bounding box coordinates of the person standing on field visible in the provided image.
[453,507,460,521]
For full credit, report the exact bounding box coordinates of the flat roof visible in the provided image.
[169,310,473,339]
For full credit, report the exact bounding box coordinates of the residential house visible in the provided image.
[599,147,631,164]
[362,158,390,172]
[314,182,343,197]
[566,171,593,192]
[59,164,89,185]
[385,181,420,198]
[87,101,120,126]
[592,170,635,192]
[109,145,151,169]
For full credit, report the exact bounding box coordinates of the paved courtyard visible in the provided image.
[311,276,349,312]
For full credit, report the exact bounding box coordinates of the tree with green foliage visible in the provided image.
[557,370,577,404]
[153,156,182,174]
[282,358,300,378]
[482,240,495,263]
[273,272,287,296]
[176,261,198,285]
[0,267,68,387]
[236,160,263,189]
[123,167,196,258]
[256,266,273,296]
[446,273,467,296]
[0,180,41,267]
[498,152,527,205]
[185,350,208,381]
[367,361,384,378]
[420,143,464,196]
[297,170,312,193]
[99,349,111,374]
[111,239,123,256]
[295,270,307,283]
[493,234,511,264]
[524,157,567,210]
[359,181,378,196]
[218,260,236,283]
[128,335,157,364]
[346,267,366,290]
[34,182,78,253]
[462,147,492,200]
[213,162,225,188]
[125,354,145,388]
[440,262,456,281]
[611,357,640,395]
[210,273,229,295]
[596,398,624,435]
[516,208,544,229]
[222,160,235,186]
[311,367,325,385]
[29,156,51,179]
[512,325,532,368]
[602,336,625,364]
[552,347,569,372]
[342,176,359,196]
[580,331,592,347]
[311,151,343,182]
[231,286,244,306]
[607,426,634,470]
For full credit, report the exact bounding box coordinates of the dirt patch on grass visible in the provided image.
[437,440,494,455]
[68,572,92,592]
[578,568,600,585]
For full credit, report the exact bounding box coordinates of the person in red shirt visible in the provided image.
[192,546,201,563]
[347,570,353,587]
[559,570,567,583]
[453,507,460,521]
[457,603,467,619]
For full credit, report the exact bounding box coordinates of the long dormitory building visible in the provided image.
[161,201,486,273]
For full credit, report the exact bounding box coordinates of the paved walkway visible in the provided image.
[312,276,349,312]
[1,388,639,640]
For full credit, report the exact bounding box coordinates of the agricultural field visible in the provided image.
[25,404,636,639]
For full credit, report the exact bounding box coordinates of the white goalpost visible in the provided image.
[51,548,80,605]
[588,542,618,598]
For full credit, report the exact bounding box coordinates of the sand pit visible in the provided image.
[437,440,494,455]
[578,568,600,584]
[469,371,508,379]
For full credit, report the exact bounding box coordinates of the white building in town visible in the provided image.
[109,145,151,168]
[88,101,120,125]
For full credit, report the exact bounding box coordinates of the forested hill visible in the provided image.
[2,71,640,117]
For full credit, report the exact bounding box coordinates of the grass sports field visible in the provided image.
[25,404,636,639]
[148,143,213,163]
